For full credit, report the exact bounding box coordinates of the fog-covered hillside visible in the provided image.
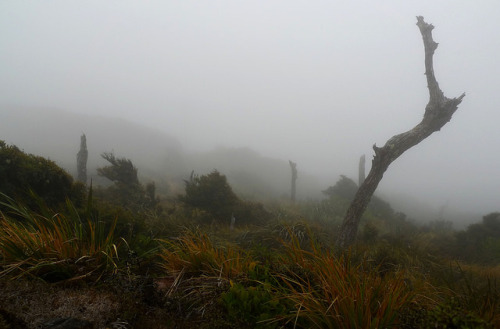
[1,106,183,179]
[0,106,325,200]
[185,146,323,200]
[1,106,484,227]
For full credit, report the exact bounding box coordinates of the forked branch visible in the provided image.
[336,16,465,249]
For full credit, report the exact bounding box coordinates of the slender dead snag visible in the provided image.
[77,133,88,184]
[289,160,298,203]
[336,16,465,249]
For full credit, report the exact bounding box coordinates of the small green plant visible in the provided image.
[432,262,500,326]
[426,298,493,329]
[221,281,289,328]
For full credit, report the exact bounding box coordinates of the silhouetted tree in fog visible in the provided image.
[336,16,465,248]
[97,152,144,206]
[97,152,139,187]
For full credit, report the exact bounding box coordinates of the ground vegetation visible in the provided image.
[1,147,499,328]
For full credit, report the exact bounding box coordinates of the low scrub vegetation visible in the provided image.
[1,142,500,328]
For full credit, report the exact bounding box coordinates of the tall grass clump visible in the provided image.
[278,232,414,329]
[157,229,255,279]
[0,192,120,282]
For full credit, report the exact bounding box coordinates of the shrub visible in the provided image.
[322,175,395,225]
[0,140,81,209]
[179,170,270,225]
[180,171,238,219]
[452,212,500,264]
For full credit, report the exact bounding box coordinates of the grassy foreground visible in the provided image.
[1,198,499,328]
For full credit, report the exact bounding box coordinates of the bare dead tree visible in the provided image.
[76,134,88,184]
[358,154,366,187]
[289,160,298,203]
[336,16,465,249]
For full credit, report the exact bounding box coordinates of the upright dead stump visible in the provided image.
[76,134,88,184]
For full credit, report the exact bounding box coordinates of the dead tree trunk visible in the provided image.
[289,160,298,203]
[76,134,88,184]
[336,16,465,249]
[358,154,366,186]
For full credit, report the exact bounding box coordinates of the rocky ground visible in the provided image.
[0,275,240,329]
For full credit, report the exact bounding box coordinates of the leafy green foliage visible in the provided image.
[98,152,139,186]
[96,152,159,213]
[96,152,142,205]
[318,175,405,239]
[180,170,238,218]
[179,170,270,225]
[322,175,395,219]
[221,282,289,328]
[322,175,358,200]
[452,213,500,264]
[426,298,493,329]
[0,140,82,209]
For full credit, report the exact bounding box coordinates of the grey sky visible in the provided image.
[1,1,500,214]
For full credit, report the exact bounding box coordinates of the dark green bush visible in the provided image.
[451,212,500,264]
[0,140,83,209]
[180,170,238,217]
[322,175,395,220]
[179,170,270,225]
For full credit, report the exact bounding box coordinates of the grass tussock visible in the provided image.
[277,233,414,329]
[157,229,256,279]
[0,193,120,281]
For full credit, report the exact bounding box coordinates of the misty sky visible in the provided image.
[1,1,500,215]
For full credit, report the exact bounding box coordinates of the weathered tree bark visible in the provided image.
[289,160,298,203]
[358,154,366,187]
[336,16,465,249]
[76,134,88,184]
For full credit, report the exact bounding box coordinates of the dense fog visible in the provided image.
[1,1,500,225]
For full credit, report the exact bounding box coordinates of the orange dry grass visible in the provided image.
[157,229,254,279]
[0,211,119,280]
[279,234,414,329]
